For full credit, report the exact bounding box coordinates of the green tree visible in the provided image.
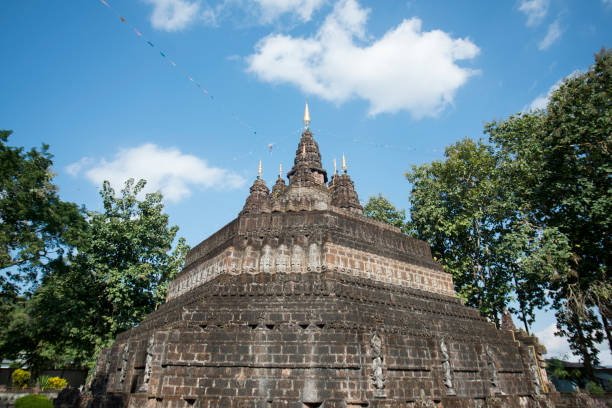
[0,130,85,293]
[406,138,569,331]
[363,194,410,234]
[0,131,85,370]
[486,48,611,376]
[407,139,515,325]
[2,179,188,369]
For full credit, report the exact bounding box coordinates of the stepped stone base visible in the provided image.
[83,273,553,408]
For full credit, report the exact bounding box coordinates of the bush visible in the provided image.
[14,395,53,408]
[36,375,51,391]
[48,376,68,390]
[586,381,605,396]
[12,369,31,389]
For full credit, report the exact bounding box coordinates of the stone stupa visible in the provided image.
[85,105,554,408]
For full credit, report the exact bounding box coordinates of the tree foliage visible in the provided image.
[486,47,611,375]
[363,194,410,234]
[0,130,85,294]
[22,179,189,368]
[0,135,189,371]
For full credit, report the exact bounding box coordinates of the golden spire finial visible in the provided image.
[333,158,337,174]
[279,163,283,178]
[342,153,347,173]
[258,160,262,178]
[303,102,310,129]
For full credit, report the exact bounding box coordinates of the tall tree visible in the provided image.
[406,138,569,331]
[486,48,611,375]
[0,130,85,293]
[406,139,514,325]
[363,194,410,234]
[1,179,189,369]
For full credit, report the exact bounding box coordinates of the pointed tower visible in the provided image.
[286,104,328,187]
[329,153,363,214]
[240,160,270,215]
[88,104,553,408]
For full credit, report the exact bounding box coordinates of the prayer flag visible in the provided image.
[196,83,200,87]
[120,16,126,22]
[203,89,208,94]
[160,52,166,57]
[134,29,142,36]
[189,77,194,82]
[170,61,176,66]
[100,0,110,6]
[147,41,154,47]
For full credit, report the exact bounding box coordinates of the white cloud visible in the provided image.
[538,20,562,50]
[145,0,200,31]
[246,0,480,117]
[536,323,612,366]
[526,69,581,111]
[519,0,549,26]
[254,0,326,23]
[65,157,93,176]
[67,144,245,203]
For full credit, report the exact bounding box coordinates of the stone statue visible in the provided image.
[139,335,155,392]
[440,339,456,395]
[119,343,129,386]
[485,345,501,395]
[370,332,385,395]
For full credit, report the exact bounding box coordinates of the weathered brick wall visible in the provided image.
[91,273,549,408]
[168,209,452,300]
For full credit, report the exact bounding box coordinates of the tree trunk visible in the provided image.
[513,273,531,335]
[596,300,612,354]
[574,311,595,381]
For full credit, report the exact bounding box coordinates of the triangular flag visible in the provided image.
[120,16,126,22]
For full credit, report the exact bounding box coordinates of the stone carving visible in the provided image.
[276,245,289,272]
[414,389,435,408]
[290,245,303,272]
[370,332,385,396]
[261,245,273,273]
[308,243,319,271]
[529,354,543,395]
[119,343,129,386]
[440,338,456,395]
[139,335,154,392]
[485,345,501,395]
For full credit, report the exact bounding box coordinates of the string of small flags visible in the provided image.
[96,0,259,138]
[95,0,437,159]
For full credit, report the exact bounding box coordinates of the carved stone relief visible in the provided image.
[370,332,385,397]
[440,338,456,395]
[119,343,129,386]
[485,344,501,395]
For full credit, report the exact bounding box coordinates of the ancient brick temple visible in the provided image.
[85,106,555,408]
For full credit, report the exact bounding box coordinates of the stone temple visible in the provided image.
[85,106,555,408]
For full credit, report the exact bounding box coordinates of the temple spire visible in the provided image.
[342,153,347,173]
[333,158,337,174]
[303,102,311,129]
[279,163,283,178]
[258,160,262,179]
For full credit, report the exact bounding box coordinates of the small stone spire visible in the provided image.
[241,163,270,215]
[333,158,337,174]
[330,153,361,214]
[303,102,311,129]
[279,163,283,178]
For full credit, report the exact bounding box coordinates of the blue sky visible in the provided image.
[1,0,610,363]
